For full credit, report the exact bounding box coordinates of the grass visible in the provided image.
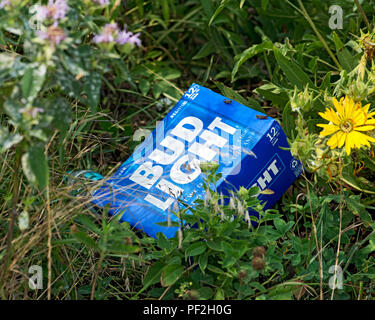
[1,0,375,300]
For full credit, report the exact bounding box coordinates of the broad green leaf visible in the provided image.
[138,78,150,96]
[21,64,46,102]
[186,242,207,257]
[156,232,173,251]
[47,97,72,133]
[341,165,375,195]
[0,126,23,153]
[215,81,264,112]
[346,196,373,226]
[255,82,289,109]
[22,145,49,189]
[84,73,101,112]
[332,32,356,72]
[207,240,223,251]
[273,48,313,90]
[107,243,141,254]
[143,262,164,288]
[198,252,208,273]
[161,264,183,287]
[267,284,294,300]
[274,218,294,234]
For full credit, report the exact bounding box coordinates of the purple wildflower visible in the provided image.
[116,28,141,47]
[20,107,44,118]
[38,25,67,45]
[0,0,10,8]
[37,0,69,22]
[91,0,110,5]
[93,23,119,43]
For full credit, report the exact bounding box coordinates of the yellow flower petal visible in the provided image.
[317,123,339,136]
[345,133,352,155]
[327,132,342,148]
[354,125,375,131]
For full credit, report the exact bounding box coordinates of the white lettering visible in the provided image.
[149,136,184,165]
[188,130,227,161]
[208,117,236,135]
[170,116,203,142]
[170,155,201,184]
[129,161,163,190]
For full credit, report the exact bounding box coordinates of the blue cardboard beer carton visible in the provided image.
[91,84,302,238]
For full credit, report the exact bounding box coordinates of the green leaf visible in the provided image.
[255,82,289,109]
[75,214,101,234]
[332,32,356,72]
[161,264,183,287]
[72,231,98,250]
[274,218,294,234]
[186,242,207,257]
[232,41,273,81]
[0,126,23,153]
[143,262,164,289]
[198,252,208,273]
[47,97,72,133]
[341,165,375,195]
[138,78,150,96]
[207,240,223,251]
[157,232,173,251]
[267,284,294,300]
[160,0,170,25]
[107,243,141,254]
[193,41,215,60]
[21,65,46,102]
[152,81,163,99]
[22,145,49,189]
[214,81,264,112]
[282,103,296,138]
[273,48,313,90]
[346,196,373,226]
[84,73,101,112]
[208,0,232,26]
[198,286,213,299]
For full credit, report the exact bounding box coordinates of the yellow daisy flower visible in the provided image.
[317,96,375,155]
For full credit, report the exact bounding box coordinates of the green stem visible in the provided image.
[354,0,371,30]
[296,0,341,70]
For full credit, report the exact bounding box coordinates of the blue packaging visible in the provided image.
[91,84,302,238]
